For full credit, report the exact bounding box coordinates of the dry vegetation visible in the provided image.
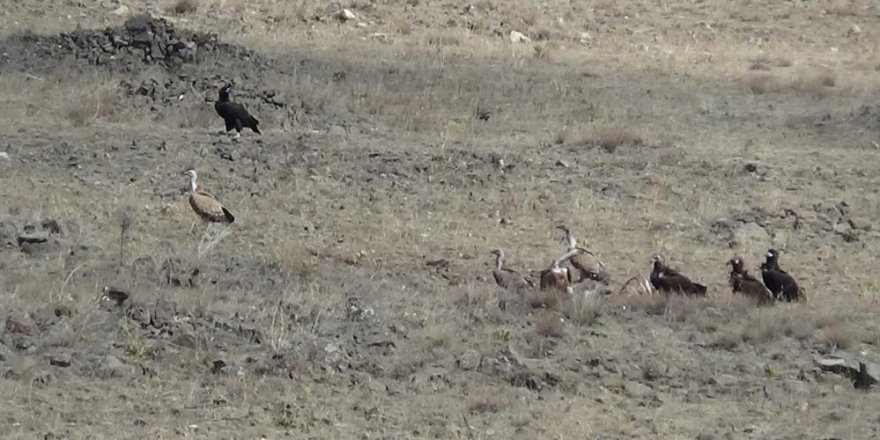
[1,0,880,438]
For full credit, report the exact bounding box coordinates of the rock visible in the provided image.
[0,342,13,362]
[456,349,482,371]
[334,9,356,21]
[345,297,374,322]
[848,217,872,232]
[509,31,531,44]
[17,234,61,257]
[5,314,34,335]
[579,32,592,43]
[623,381,653,398]
[111,5,130,16]
[814,357,879,390]
[848,24,861,36]
[833,222,858,242]
[48,354,72,368]
[0,152,9,160]
[555,159,570,168]
[0,221,17,247]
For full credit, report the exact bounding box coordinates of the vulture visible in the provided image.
[100,286,129,306]
[556,225,610,284]
[489,249,533,290]
[538,248,589,293]
[215,84,261,137]
[761,249,802,302]
[727,257,774,306]
[184,169,235,224]
[649,254,707,296]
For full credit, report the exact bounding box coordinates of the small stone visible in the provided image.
[334,9,356,21]
[509,31,531,44]
[848,24,861,36]
[555,159,570,168]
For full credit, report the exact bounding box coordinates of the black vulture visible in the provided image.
[727,257,774,305]
[761,249,802,302]
[214,84,261,137]
[649,254,707,296]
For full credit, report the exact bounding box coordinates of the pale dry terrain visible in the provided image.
[1,0,880,439]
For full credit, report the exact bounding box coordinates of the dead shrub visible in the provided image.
[565,293,604,326]
[745,73,783,94]
[819,325,856,351]
[466,392,508,414]
[709,330,741,350]
[65,84,118,127]
[526,290,560,309]
[168,0,199,14]
[745,71,836,95]
[740,308,815,345]
[614,293,669,316]
[663,296,710,323]
[534,310,566,338]
[590,127,644,153]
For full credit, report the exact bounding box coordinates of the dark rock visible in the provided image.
[815,357,879,390]
[41,218,63,235]
[17,234,61,257]
[5,314,34,335]
[48,354,72,368]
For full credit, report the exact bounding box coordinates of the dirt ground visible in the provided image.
[1,0,880,438]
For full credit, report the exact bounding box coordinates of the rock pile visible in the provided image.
[0,12,270,73]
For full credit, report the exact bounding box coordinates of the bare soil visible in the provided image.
[1,1,880,438]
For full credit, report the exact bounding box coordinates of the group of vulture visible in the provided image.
[490,225,803,306]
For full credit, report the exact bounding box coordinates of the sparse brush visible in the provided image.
[819,325,855,351]
[745,71,836,95]
[64,83,118,127]
[566,293,604,326]
[534,310,566,338]
[117,206,135,272]
[614,293,669,316]
[466,392,508,414]
[663,296,709,323]
[169,0,199,15]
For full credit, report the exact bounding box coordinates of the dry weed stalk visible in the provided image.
[117,206,135,272]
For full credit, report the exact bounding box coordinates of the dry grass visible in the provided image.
[744,70,836,95]
[466,389,509,414]
[2,0,880,438]
[534,310,566,338]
